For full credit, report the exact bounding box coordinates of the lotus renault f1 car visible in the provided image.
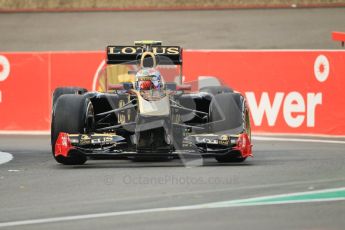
[51,41,252,165]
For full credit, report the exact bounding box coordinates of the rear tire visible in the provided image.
[51,94,94,165]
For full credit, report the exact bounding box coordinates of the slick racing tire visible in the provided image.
[51,94,94,165]
[209,93,244,133]
[209,93,247,163]
[200,86,233,95]
[52,87,87,111]
[215,155,247,163]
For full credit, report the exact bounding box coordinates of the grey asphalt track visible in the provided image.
[0,135,345,230]
[1,7,345,230]
[0,8,345,51]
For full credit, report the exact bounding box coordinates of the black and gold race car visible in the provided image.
[51,41,252,165]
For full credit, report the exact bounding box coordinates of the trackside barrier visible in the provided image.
[0,50,344,136]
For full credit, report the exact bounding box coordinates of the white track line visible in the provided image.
[252,136,345,144]
[0,187,344,228]
[254,132,345,138]
[0,151,13,165]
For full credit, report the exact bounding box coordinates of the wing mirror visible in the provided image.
[165,82,177,91]
[123,82,134,90]
[108,82,133,91]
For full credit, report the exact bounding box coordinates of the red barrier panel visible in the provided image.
[0,53,50,131]
[50,52,104,91]
[184,50,345,136]
[1,50,345,136]
[0,52,104,132]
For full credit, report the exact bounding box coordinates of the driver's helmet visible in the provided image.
[135,68,162,91]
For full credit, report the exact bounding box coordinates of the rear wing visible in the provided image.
[106,45,183,65]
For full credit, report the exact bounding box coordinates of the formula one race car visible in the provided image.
[51,41,252,165]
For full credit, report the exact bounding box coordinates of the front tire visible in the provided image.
[200,86,233,95]
[215,152,247,163]
[52,87,87,112]
[209,93,244,133]
[51,94,94,165]
[209,93,249,163]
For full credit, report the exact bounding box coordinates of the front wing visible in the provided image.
[54,132,253,160]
